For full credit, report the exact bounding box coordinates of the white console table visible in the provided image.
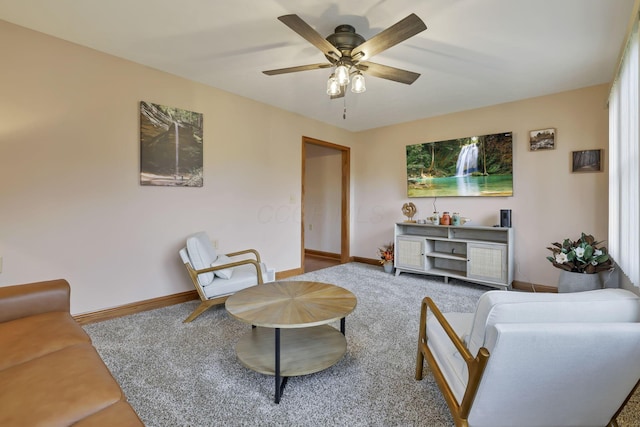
[394,222,514,289]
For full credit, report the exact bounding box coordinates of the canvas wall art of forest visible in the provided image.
[140,101,203,187]
[406,132,513,197]
[571,149,603,173]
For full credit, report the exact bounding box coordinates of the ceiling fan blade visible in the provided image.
[358,61,420,85]
[278,14,342,59]
[263,63,333,76]
[351,14,426,61]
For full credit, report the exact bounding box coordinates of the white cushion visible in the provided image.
[466,288,640,355]
[202,263,271,299]
[468,322,640,427]
[426,312,474,404]
[211,255,234,279]
[185,232,217,287]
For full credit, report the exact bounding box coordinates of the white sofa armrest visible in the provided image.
[468,322,640,427]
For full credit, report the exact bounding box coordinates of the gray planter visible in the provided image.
[557,270,603,293]
[383,262,394,274]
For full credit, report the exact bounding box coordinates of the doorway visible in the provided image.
[301,136,350,271]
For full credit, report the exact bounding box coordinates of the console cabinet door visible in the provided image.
[395,235,426,271]
[467,242,507,284]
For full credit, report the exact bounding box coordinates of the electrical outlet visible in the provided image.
[309,224,313,231]
[212,239,219,249]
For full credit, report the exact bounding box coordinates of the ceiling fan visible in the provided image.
[263,13,427,98]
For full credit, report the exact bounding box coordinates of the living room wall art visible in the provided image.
[140,101,203,187]
[529,128,555,151]
[406,131,513,197]
[571,149,603,173]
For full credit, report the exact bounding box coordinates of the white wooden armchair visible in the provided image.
[179,231,275,323]
[416,289,640,427]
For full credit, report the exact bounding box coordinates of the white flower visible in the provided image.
[574,247,585,258]
[555,252,568,264]
[594,249,603,256]
[591,260,598,266]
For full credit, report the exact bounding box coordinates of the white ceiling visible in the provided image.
[0,0,634,131]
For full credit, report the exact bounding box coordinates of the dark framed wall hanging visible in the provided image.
[571,149,603,173]
[140,101,203,187]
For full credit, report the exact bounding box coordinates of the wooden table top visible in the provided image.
[225,281,357,328]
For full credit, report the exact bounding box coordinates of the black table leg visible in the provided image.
[274,328,288,403]
[340,317,346,335]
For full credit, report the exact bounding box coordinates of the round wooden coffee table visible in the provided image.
[225,281,357,403]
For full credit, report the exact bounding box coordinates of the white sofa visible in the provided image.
[416,288,640,427]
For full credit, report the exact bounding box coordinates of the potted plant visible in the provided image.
[378,242,394,273]
[546,232,613,292]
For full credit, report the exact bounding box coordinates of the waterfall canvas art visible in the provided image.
[406,132,513,197]
[140,101,203,187]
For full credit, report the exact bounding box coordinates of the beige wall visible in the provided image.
[0,20,611,314]
[353,84,609,287]
[0,21,353,314]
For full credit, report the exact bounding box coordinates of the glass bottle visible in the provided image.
[440,212,451,225]
[431,212,440,225]
[452,212,460,226]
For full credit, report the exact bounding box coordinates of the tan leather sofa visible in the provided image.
[0,279,143,426]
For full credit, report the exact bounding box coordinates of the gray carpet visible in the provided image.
[84,263,640,426]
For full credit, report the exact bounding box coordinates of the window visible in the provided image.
[609,18,640,287]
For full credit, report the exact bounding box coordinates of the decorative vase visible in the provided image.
[452,212,460,226]
[431,212,440,225]
[557,270,603,293]
[383,261,394,274]
[440,212,451,225]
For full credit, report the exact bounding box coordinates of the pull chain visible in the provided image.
[343,96,347,120]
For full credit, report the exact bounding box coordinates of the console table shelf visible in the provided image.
[426,251,468,261]
[394,223,514,289]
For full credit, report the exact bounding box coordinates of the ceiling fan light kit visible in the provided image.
[351,72,366,93]
[335,62,350,86]
[326,74,341,96]
[263,13,427,100]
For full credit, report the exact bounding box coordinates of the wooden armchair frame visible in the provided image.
[183,249,264,323]
[415,297,489,427]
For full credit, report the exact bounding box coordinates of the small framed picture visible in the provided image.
[529,128,556,151]
[571,149,603,173]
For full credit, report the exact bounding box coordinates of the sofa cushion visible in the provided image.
[186,232,217,287]
[426,312,474,404]
[202,263,268,299]
[0,311,91,370]
[0,279,70,323]
[469,322,640,427]
[467,288,640,355]
[212,254,234,279]
[0,343,125,426]
[73,401,143,427]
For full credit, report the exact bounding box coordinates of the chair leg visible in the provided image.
[415,347,425,380]
[415,298,428,380]
[183,295,230,323]
[183,301,215,323]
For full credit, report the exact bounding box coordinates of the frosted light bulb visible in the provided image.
[335,64,350,86]
[351,73,366,93]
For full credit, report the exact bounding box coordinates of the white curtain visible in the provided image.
[609,18,640,287]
